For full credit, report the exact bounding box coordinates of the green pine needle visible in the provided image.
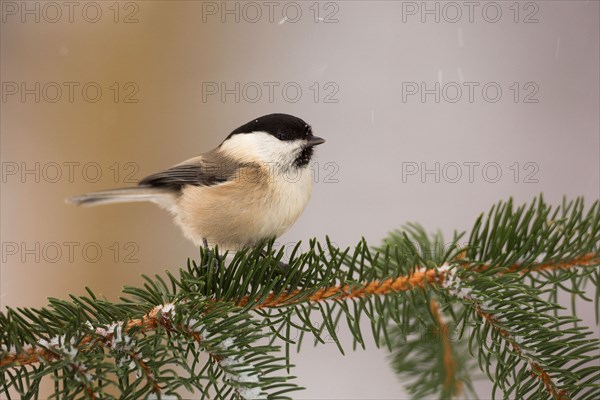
[1,196,598,399]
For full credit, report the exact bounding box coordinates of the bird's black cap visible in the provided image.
[226,113,312,142]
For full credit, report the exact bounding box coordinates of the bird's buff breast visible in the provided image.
[175,165,313,251]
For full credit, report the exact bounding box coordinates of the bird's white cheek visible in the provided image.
[220,132,303,166]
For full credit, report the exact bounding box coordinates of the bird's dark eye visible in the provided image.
[276,132,286,140]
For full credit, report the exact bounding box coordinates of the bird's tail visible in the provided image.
[66,186,172,207]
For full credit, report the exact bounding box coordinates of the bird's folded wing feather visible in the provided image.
[138,152,252,190]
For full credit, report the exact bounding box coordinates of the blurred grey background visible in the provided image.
[1,1,598,398]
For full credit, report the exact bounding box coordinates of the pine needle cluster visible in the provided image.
[1,196,599,399]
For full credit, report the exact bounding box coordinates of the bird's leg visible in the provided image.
[260,248,313,288]
[202,238,220,271]
[261,249,289,272]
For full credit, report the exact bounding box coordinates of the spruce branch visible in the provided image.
[3,256,593,367]
[1,196,599,399]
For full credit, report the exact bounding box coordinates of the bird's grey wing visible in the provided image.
[138,153,245,190]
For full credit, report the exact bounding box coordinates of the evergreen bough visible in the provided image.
[1,196,599,399]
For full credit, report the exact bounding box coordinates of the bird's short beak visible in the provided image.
[306,136,326,146]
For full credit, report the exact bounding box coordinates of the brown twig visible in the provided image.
[238,268,443,309]
[523,252,599,273]
[471,253,600,274]
[430,299,462,397]
[125,349,161,393]
[474,304,570,400]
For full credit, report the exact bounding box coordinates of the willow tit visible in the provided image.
[67,113,325,252]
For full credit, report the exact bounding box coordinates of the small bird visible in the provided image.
[67,113,325,252]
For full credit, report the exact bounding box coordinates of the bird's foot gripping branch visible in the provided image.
[1,196,599,399]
